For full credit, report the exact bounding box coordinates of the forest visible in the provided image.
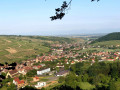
[52,61,120,90]
[92,32,120,44]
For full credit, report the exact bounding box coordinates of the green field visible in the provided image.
[79,48,114,53]
[92,40,120,46]
[0,36,50,63]
[0,86,7,90]
[78,82,95,90]
[0,35,77,63]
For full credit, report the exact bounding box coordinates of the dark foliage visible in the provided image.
[19,86,38,90]
[91,32,120,43]
[52,61,120,90]
[0,75,5,80]
[26,69,37,77]
[50,1,68,21]
[50,0,100,20]
[51,85,76,90]
[5,67,15,70]
[8,62,17,67]
[0,63,4,66]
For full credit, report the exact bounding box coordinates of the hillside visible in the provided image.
[92,32,120,43]
[92,40,120,46]
[0,35,77,63]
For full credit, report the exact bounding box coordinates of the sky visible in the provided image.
[0,0,120,35]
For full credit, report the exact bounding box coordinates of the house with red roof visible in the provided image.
[33,76,39,82]
[71,61,75,64]
[13,77,26,88]
[107,59,115,61]
[23,66,33,72]
[6,69,19,78]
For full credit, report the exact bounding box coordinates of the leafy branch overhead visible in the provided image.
[50,0,100,21]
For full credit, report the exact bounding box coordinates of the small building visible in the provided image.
[6,69,19,78]
[35,82,46,88]
[36,56,39,63]
[56,70,69,77]
[107,59,115,61]
[33,65,42,70]
[0,66,4,71]
[37,68,50,75]
[71,61,75,64]
[18,69,26,75]
[56,65,64,68]
[23,66,33,72]
[13,77,19,85]
[17,80,25,88]
[40,64,45,67]
[13,77,26,88]
[33,76,39,82]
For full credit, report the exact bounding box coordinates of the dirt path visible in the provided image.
[46,76,59,82]
[17,42,22,47]
[6,47,17,53]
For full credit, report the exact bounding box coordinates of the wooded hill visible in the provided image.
[91,32,120,43]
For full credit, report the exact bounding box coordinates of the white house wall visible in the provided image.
[37,68,50,75]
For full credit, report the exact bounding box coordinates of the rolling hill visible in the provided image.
[0,35,77,63]
[91,32,120,49]
[91,32,120,43]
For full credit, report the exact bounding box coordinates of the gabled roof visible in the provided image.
[18,80,24,84]
[34,76,39,79]
[14,77,19,82]
[14,77,25,84]
[9,69,18,75]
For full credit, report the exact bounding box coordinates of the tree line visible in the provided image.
[52,61,120,90]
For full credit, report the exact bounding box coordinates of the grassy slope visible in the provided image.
[91,32,120,43]
[0,86,7,90]
[0,36,50,63]
[78,82,95,90]
[0,36,80,63]
[88,40,120,52]
[92,40,120,46]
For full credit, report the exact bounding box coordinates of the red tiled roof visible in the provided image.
[71,61,75,63]
[34,76,39,79]
[37,65,42,68]
[14,77,19,82]
[14,77,25,84]
[9,69,18,75]
[23,66,33,71]
[18,80,25,84]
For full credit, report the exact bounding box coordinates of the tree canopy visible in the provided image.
[52,61,120,90]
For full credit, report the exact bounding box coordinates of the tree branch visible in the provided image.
[50,0,100,21]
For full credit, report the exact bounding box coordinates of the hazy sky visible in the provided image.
[0,0,120,35]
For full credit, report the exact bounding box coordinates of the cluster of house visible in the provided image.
[92,44,120,49]
[81,51,120,62]
[0,58,69,89]
[1,43,120,89]
[50,44,120,64]
[13,77,26,88]
[35,82,46,88]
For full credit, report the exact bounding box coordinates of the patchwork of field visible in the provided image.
[0,36,50,63]
[0,35,79,63]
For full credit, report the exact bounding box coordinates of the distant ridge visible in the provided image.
[91,32,120,43]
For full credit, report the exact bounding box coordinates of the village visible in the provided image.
[0,42,120,90]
